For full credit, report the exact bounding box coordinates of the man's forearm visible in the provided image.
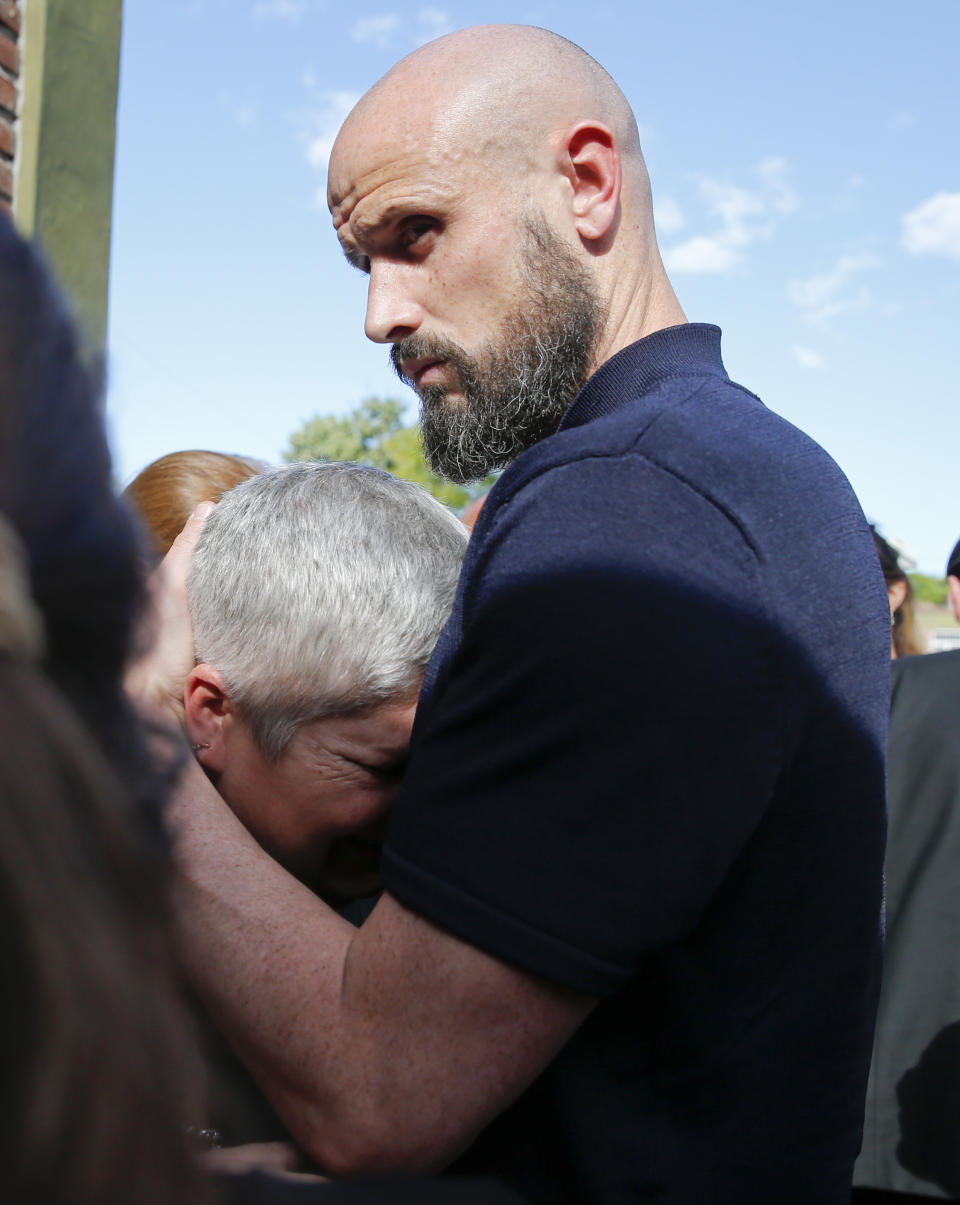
[169,758,363,1166]
[125,506,587,1170]
[128,509,589,1173]
[170,759,594,1174]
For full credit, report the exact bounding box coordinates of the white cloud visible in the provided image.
[653,196,685,236]
[663,235,738,274]
[302,90,363,175]
[792,345,826,370]
[833,173,865,213]
[901,192,960,261]
[755,156,800,215]
[252,0,307,21]
[788,253,879,327]
[662,157,799,274]
[351,8,451,47]
[696,179,764,249]
[233,105,256,130]
[351,13,401,45]
[415,7,453,43]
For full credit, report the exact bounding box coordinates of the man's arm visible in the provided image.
[131,510,592,1172]
[170,762,594,1175]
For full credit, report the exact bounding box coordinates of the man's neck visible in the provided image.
[591,266,687,375]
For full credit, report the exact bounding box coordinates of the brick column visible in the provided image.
[0,1,20,218]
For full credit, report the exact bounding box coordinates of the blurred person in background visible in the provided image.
[872,527,924,658]
[459,494,487,534]
[946,538,960,624]
[853,536,960,1203]
[124,449,267,559]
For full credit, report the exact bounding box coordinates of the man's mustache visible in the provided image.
[390,335,472,384]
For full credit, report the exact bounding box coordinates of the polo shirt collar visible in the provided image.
[559,322,727,431]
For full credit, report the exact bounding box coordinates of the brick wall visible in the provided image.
[0,0,21,217]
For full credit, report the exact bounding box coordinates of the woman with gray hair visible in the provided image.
[181,460,467,1155]
[184,460,467,905]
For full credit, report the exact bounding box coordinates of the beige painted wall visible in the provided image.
[16,0,122,350]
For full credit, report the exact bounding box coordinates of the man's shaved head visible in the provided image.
[347,26,640,164]
[330,25,650,226]
[328,24,684,481]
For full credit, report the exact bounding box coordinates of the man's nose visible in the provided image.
[364,262,423,344]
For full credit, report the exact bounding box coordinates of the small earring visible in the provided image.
[192,742,210,753]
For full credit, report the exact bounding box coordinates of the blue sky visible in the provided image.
[107,0,958,573]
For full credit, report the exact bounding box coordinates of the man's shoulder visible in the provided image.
[477,363,851,576]
[482,369,753,515]
[461,361,885,700]
[473,423,761,588]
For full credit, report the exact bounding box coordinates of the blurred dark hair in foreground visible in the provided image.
[0,215,207,1205]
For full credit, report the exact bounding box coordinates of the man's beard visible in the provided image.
[390,215,604,483]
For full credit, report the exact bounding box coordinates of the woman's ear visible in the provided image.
[949,575,960,625]
[887,578,908,618]
[183,664,232,772]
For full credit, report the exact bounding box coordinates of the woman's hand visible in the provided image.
[125,502,213,724]
[202,1140,327,1181]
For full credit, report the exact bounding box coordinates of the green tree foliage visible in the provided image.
[285,396,406,466]
[284,396,495,509]
[910,573,948,606]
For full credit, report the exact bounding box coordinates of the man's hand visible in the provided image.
[172,778,595,1178]
[125,502,213,723]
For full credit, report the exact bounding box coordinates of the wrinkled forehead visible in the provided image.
[327,80,443,209]
[328,130,418,222]
[328,70,530,221]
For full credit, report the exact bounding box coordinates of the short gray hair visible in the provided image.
[187,461,467,759]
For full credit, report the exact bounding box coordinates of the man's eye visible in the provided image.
[399,221,434,249]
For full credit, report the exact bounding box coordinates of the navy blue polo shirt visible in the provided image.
[382,324,889,1204]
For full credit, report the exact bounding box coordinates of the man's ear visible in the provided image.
[183,664,233,773]
[949,575,960,625]
[560,121,621,244]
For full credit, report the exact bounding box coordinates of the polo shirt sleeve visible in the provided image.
[380,454,787,997]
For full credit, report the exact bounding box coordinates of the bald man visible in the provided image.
[155,26,890,1204]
